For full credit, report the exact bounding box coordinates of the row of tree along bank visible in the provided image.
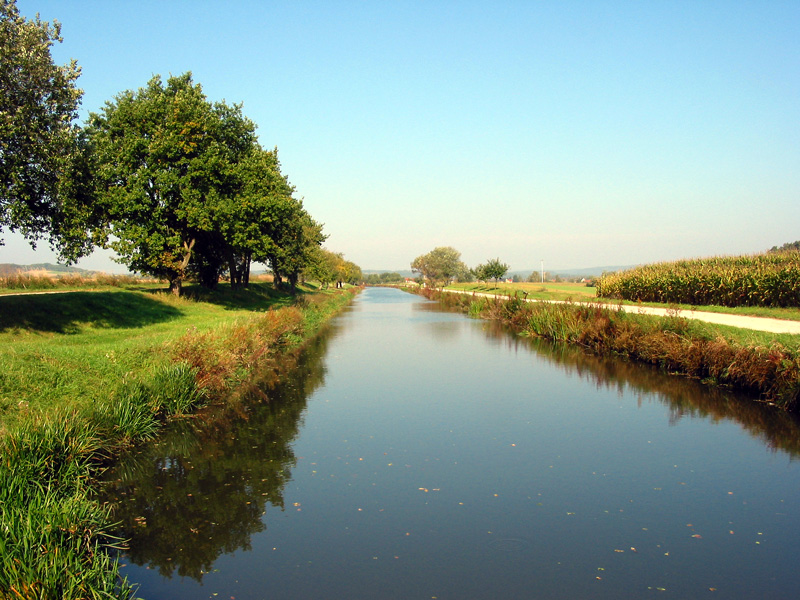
[0,284,359,599]
[415,288,800,413]
[2,1,360,294]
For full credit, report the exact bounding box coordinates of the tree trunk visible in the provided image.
[171,237,196,296]
[243,253,251,287]
[228,255,240,289]
[169,276,182,296]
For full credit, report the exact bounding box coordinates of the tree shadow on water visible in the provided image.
[0,291,185,334]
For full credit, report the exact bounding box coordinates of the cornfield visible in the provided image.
[596,251,800,307]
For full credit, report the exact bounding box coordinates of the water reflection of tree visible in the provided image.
[479,320,800,458]
[99,329,333,581]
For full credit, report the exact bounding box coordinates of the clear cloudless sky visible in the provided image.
[5,0,800,273]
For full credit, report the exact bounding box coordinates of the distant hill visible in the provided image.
[363,266,635,281]
[507,265,637,280]
[362,269,416,278]
[542,265,636,278]
[0,262,96,276]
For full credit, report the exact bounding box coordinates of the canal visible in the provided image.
[103,286,800,599]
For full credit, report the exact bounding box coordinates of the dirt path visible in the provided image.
[443,290,800,335]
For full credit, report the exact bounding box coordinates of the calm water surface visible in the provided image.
[103,287,800,599]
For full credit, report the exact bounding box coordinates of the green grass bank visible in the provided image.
[417,288,800,412]
[0,283,358,599]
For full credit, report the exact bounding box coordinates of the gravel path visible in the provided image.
[443,290,800,335]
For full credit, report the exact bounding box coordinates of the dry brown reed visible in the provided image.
[170,307,305,397]
[0,270,147,290]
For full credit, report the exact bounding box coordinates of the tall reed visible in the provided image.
[0,415,135,599]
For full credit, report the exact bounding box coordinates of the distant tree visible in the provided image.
[455,261,475,282]
[769,241,800,253]
[526,270,549,283]
[303,249,361,288]
[305,247,338,288]
[0,0,85,254]
[411,246,466,287]
[379,272,403,283]
[472,264,488,283]
[476,257,509,288]
[363,272,404,285]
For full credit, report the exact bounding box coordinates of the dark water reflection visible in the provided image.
[100,329,334,581]
[476,318,800,459]
[103,288,800,599]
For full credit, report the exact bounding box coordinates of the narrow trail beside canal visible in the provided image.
[442,289,800,335]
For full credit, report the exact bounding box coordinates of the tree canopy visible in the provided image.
[0,0,84,253]
[411,246,467,286]
[87,72,323,294]
[770,241,800,253]
[304,249,362,289]
[87,73,252,293]
[2,0,329,294]
[474,258,509,287]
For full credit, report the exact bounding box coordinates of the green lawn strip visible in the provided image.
[0,284,357,599]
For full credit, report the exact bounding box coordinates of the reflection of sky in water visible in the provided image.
[116,287,800,600]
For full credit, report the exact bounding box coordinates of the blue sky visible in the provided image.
[5,0,799,273]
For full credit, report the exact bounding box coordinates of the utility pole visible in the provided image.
[541,259,544,283]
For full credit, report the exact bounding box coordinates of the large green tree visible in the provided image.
[0,0,85,253]
[264,205,326,292]
[222,147,299,288]
[87,73,256,294]
[411,246,467,287]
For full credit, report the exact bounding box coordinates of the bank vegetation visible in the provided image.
[418,288,800,413]
[0,283,358,599]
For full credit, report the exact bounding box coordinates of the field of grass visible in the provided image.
[448,281,597,301]
[0,283,302,424]
[0,282,357,598]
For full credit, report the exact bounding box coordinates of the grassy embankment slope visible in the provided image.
[438,253,800,411]
[0,280,357,599]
